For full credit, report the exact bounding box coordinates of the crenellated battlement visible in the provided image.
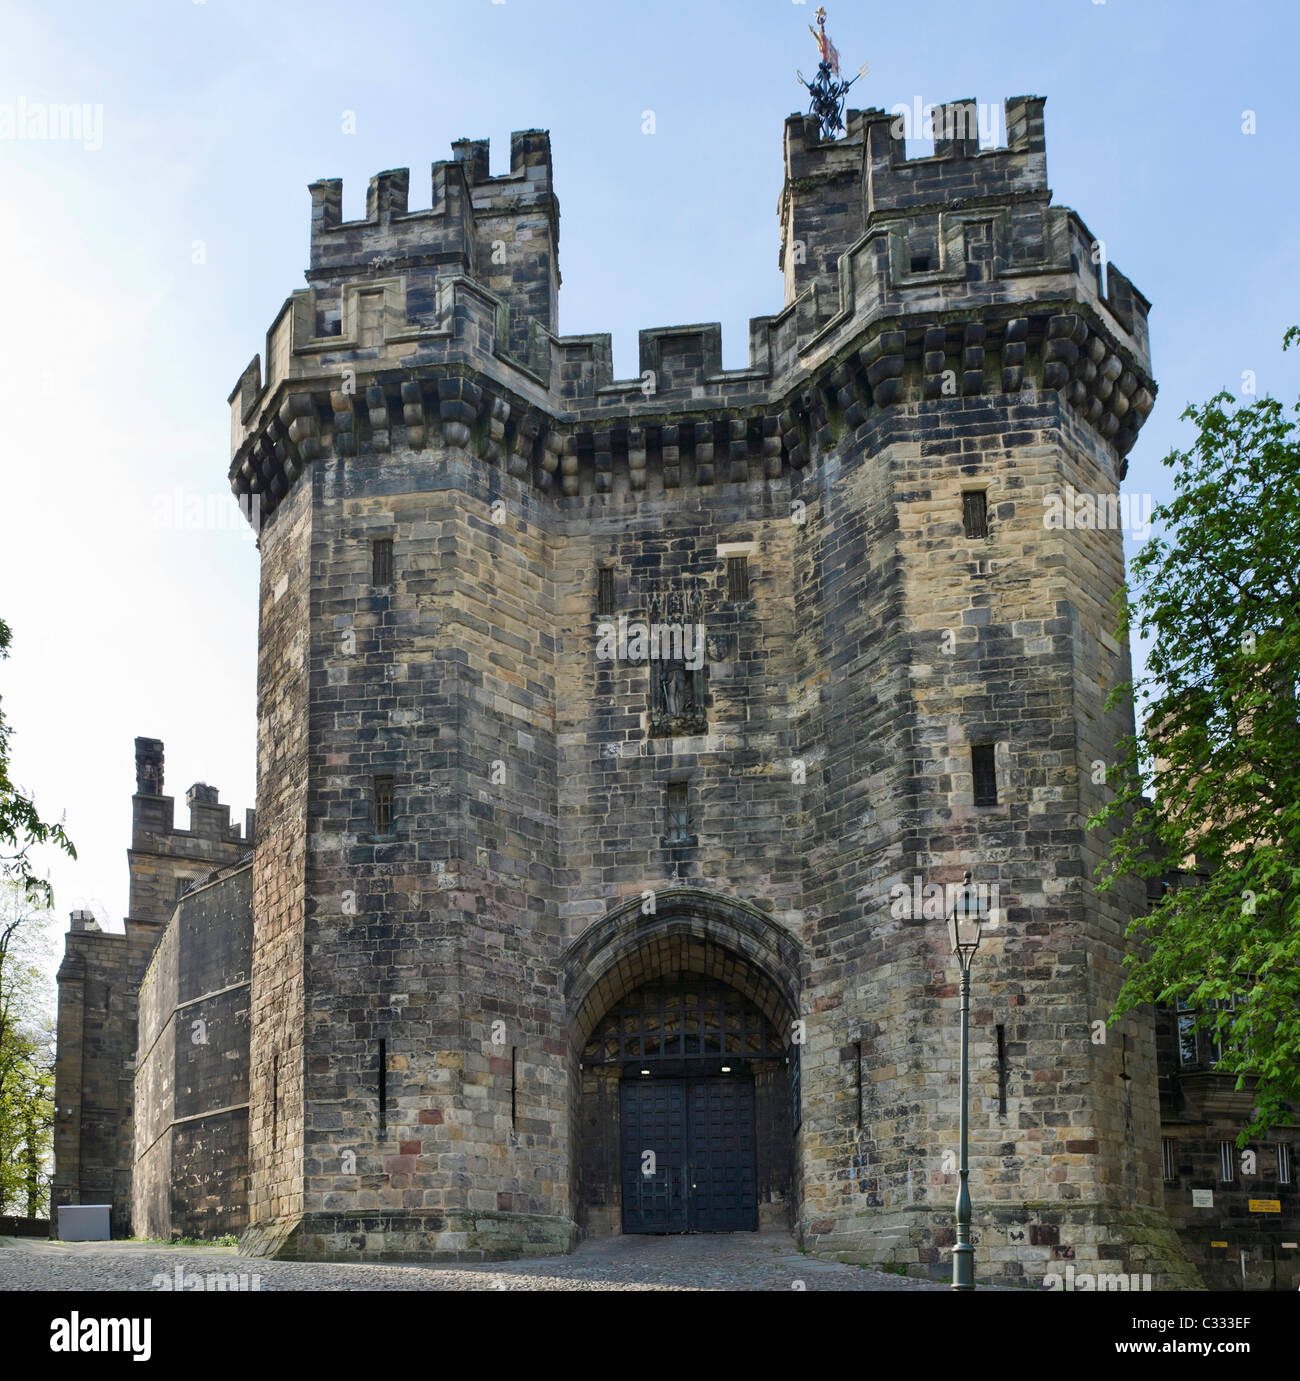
[229,103,1155,527]
[307,130,559,362]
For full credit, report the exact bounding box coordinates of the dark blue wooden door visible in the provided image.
[620,1075,756,1232]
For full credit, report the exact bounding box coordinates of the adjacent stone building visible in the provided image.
[51,99,1297,1287]
[53,740,253,1236]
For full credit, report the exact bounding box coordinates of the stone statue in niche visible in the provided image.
[648,589,708,736]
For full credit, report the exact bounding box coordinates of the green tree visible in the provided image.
[1093,328,1300,1139]
[0,885,57,1215]
[1,616,76,903]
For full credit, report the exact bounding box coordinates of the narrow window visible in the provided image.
[666,782,690,843]
[856,1040,864,1129]
[1278,1144,1292,1185]
[1219,1140,1236,1183]
[727,555,750,601]
[1175,996,1199,1067]
[910,254,932,273]
[962,490,989,539]
[1161,1138,1176,1181]
[995,1025,1008,1115]
[597,566,615,617]
[372,537,394,586]
[511,1047,518,1129]
[271,1054,279,1152]
[373,775,394,834]
[972,744,998,806]
[378,1038,387,1137]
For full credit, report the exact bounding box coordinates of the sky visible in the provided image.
[0,0,1297,936]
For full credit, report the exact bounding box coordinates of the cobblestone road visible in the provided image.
[1,1230,956,1291]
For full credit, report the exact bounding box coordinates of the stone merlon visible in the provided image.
[228,101,1154,534]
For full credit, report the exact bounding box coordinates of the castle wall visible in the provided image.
[786,389,1198,1285]
[133,862,252,1241]
[54,916,162,1236]
[223,105,1210,1284]
[245,476,313,1248]
[53,743,251,1237]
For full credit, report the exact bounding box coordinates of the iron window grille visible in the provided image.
[1278,1143,1292,1185]
[372,538,394,586]
[1219,1141,1236,1183]
[666,782,690,843]
[1162,1138,1176,1181]
[962,490,989,539]
[597,566,615,616]
[581,975,787,1065]
[972,744,998,806]
[727,556,750,601]
[373,775,394,834]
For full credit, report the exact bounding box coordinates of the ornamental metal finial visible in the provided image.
[796,7,866,141]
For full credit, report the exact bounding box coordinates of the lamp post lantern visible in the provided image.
[946,870,985,1290]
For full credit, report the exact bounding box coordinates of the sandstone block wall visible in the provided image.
[223,103,1204,1285]
[53,747,251,1236]
[134,861,252,1240]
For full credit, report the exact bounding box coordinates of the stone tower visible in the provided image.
[227,102,1198,1284]
[53,739,252,1234]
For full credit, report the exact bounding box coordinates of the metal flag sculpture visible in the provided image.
[797,7,866,140]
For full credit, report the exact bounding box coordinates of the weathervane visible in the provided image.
[797,7,867,140]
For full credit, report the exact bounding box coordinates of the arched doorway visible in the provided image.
[562,890,802,1237]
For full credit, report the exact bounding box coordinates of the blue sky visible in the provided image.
[1,0,1297,929]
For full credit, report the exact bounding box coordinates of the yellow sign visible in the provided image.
[1248,1199,1281,1213]
[1210,1241,1228,1247]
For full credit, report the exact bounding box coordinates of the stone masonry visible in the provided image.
[52,740,252,1235]
[220,99,1206,1285]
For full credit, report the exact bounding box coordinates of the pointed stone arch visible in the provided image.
[562,887,804,1046]
[562,889,804,1238]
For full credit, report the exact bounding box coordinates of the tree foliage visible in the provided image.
[1093,329,1300,1138]
[0,617,76,905]
[0,884,56,1216]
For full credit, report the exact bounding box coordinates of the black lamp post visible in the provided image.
[946,870,985,1290]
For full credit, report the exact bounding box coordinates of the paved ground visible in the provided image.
[0,1230,953,1291]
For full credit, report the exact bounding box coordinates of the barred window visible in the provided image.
[962,490,989,539]
[597,566,615,617]
[727,556,750,601]
[1161,1138,1176,1181]
[1278,1144,1292,1185]
[972,744,998,806]
[372,538,394,586]
[666,782,690,843]
[374,775,394,834]
[1219,1141,1236,1183]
